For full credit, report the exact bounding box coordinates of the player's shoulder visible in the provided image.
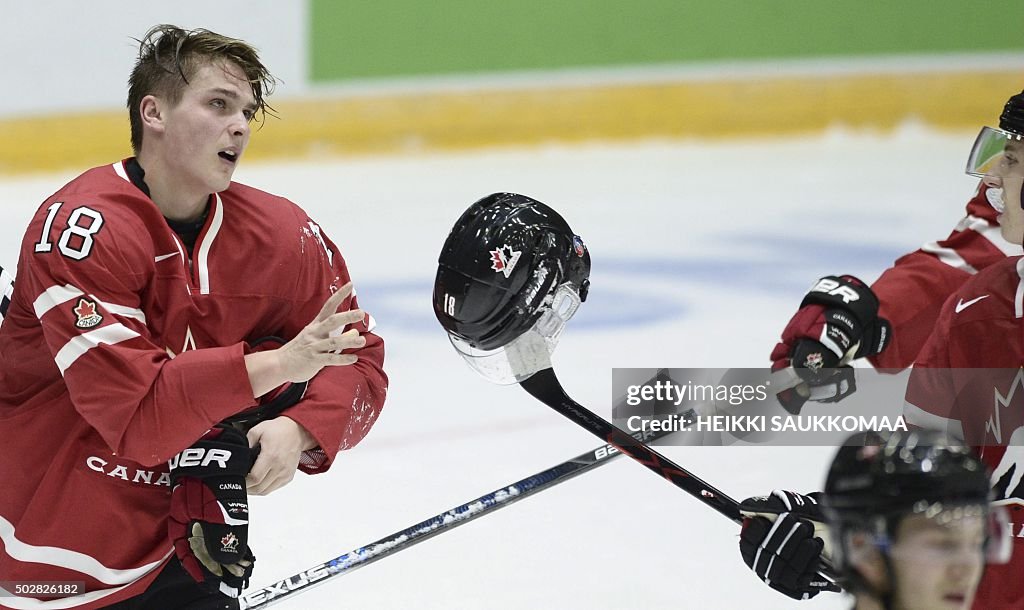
[39,161,159,225]
[52,161,138,199]
[944,255,1023,324]
[21,161,167,269]
[220,181,306,221]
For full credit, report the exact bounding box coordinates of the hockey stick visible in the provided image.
[519,367,839,583]
[238,368,694,607]
[238,426,672,609]
[521,368,741,519]
[238,368,819,607]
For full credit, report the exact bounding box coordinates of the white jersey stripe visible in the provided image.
[171,233,187,269]
[967,216,1024,257]
[196,193,224,295]
[919,242,979,274]
[922,214,1022,272]
[1016,258,1024,319]
[33,285,84,318]
[169,234,191,297]
[0,514,170,586]
[902,400,965,439]
[33,285,146,326]
[111,160,130,183]
[55,324,140,375]
[95,299,147,325]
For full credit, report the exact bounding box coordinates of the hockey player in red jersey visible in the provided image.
[737,93,1024,608]
[771,92,1024,406]
[0,26,387,609]
[899,99,1024,608]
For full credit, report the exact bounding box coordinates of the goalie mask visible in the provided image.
[434,192,591,384]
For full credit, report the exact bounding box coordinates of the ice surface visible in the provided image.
[0,125,984,608]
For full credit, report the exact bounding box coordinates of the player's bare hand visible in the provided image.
[245,417,316,495]
[276,283,366,383]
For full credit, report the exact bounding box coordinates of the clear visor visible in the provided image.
[854,504,1012,566]
[449,283,581,385]
[966,126,1024,178]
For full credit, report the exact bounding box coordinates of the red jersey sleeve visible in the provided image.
[276,212,388,473]
[869,183,1017,369]
[870,251,972,369]
[20,196,257,467]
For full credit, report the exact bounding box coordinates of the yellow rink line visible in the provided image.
[1,69,1021,175]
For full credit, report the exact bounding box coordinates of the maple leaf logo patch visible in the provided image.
[489,244,522,279]
[221,532,239,553]
[73,298,103,329]
[804,352,824,371]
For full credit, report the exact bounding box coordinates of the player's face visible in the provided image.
[159,60,255,195]
[985,141,1024,244]
[886,512,986,610]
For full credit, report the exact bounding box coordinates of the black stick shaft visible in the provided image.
[521,368,742,521]
[520,367,839,582]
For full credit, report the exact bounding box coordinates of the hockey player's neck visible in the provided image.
[134,153,214,223]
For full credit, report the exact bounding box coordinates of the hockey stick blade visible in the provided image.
[239,427,673,609]
[518,367,839,583]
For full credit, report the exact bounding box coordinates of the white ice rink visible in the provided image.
[0,126,988,609]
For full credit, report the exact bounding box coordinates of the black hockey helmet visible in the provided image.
[824,430,990,524]
[824,430,1006,586]
[433,193,590,383]
[999,90,1024,135]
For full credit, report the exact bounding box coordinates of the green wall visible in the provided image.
[311,1,1024,81]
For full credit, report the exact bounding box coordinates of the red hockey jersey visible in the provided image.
[0,160,387,608]
[904,256,1024,609]
[869,183,1022,370]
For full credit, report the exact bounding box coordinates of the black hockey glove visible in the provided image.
[168,425,256,598]
[770,275,891,413]
[739,490,840,600]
